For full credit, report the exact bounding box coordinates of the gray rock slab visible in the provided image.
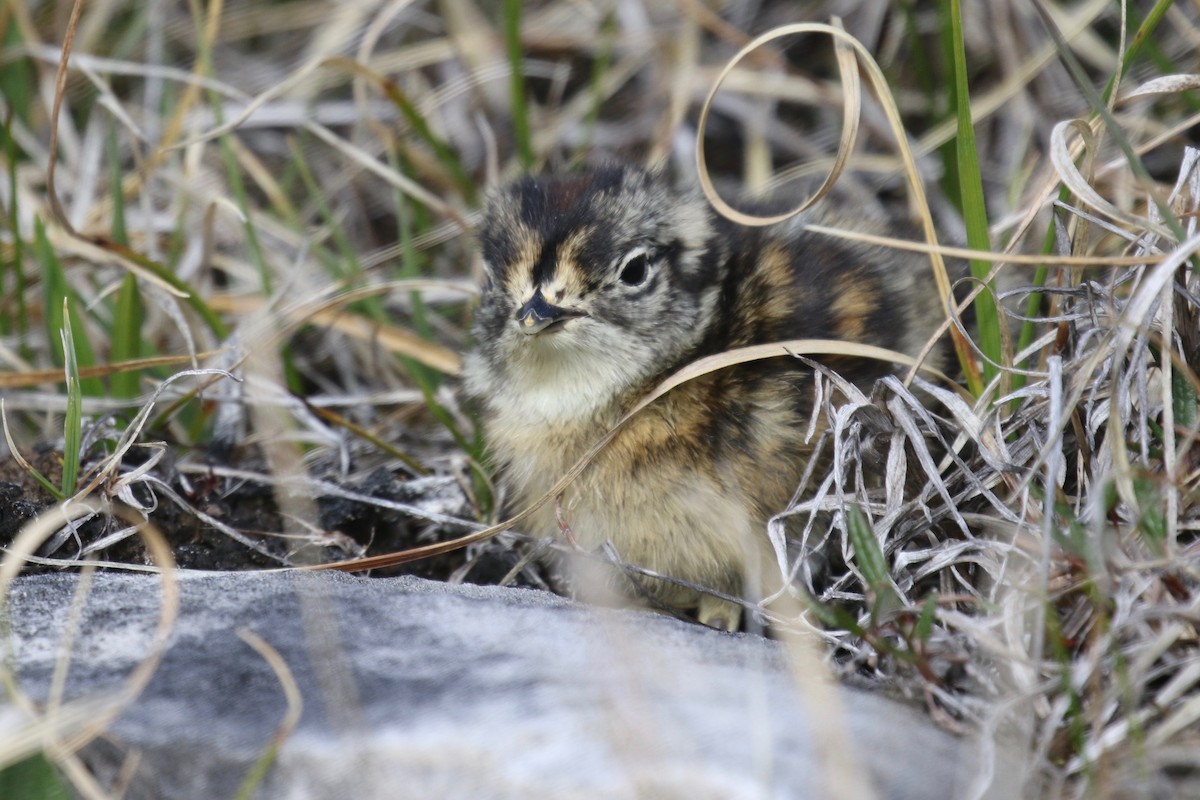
[4,572,1017,799]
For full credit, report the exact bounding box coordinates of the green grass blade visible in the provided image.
[933,1,961,207]
[108,124,144,399]
[34,217,103,396]
[104,239,228,338]
[392,166,436,356]
[1172,366,1198,434]
[0,23,35,129]
[503,0,533,169]
[60,299,84,497]
[1013,260,1049,381]
[107,124,128,246]
[1112,0,1175,93]
[570,9,617,164]
[1133,477,1167,555]
[216,133,272,294]
[1,399,63,500]
[381,84,477,203]
[288,136,368,290]
[110,273,143,399]
[0,109,25,340]
[914,592,938,642]
[1045,602,1091,773]
[947,0,1002,392]
[37,216,71,369]
[233,740,281,800]
[187,0,273,295]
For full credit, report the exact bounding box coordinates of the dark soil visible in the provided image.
[0,442,524,585]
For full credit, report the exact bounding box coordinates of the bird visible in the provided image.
[462,164,953,630]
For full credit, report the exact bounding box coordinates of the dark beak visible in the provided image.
[515,290,583,335]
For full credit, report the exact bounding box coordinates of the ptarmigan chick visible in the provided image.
[463,164,951,629]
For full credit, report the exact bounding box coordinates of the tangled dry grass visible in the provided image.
[780,156,1200,796]
[1,0,1199,797]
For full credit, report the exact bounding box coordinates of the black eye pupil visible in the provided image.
[619,254,648,286]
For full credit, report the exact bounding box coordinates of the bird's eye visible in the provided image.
[618,251,650,286]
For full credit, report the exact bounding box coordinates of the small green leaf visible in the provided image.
[914,593,939,642]
[798,588,866,635]
[846,505,901,616]
[0,753,73,800]
[107,132,145,401]
[1172,366,1198,435]
[1133,477,1166,552]
[0,24,36,129]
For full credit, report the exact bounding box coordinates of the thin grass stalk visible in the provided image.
[108,125,144,401]
[381,82,477,203]
[571,9,617,165]
[947,0,1003,392]
[110,274,143,401]
[34,219,103,396]
[0,109,26,341]
[288,137,367,287]
[1014,0,1174,388]
[60,302,83,498]
[187,0,273,295]
[232,629,302,800]
[1029,0,1188,243]
[1,399,63,499]
[503,0,533,169]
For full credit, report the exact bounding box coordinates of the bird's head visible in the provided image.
[465,165,721,420]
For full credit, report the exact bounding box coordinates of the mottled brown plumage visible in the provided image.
[463,165,951,628]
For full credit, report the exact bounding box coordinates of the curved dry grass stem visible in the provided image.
[233,628,302,800]
[43,0,86,237]
[251,279,477,375]
[801,224,1164,267]
[695,20,860,227]
[352,0,420,150]
[310,338,957,572]
[1051,118,1175,240]
[120,278,473,421]
[692,20,977,389]
[0,350,230,390]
